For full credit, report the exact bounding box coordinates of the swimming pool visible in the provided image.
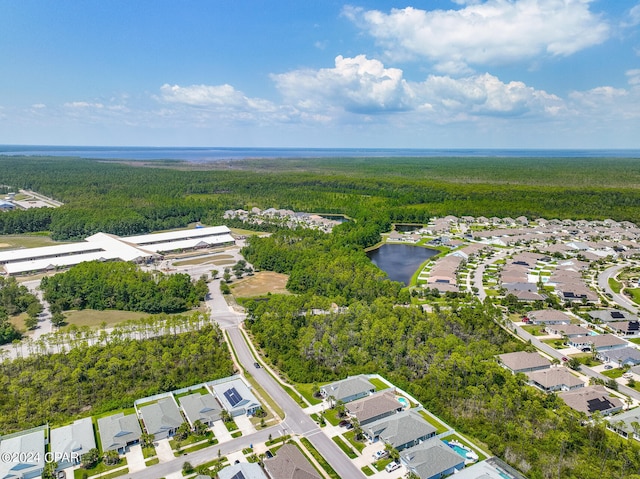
[447,442,469,459]
[397,396,409,409]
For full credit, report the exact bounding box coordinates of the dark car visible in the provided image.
[254,362,261,368]
[339,420,350,427]
[265,450,274,459]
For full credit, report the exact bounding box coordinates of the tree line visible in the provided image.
[40,261,208,313]
[0,277,41,344]
[0,320,233,434]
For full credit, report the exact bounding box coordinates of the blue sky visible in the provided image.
[1,0,639,148]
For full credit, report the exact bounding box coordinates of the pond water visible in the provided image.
[367,244,439,285]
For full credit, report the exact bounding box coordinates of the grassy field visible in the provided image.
[231,271,289,297]
[62,309,149,329]
[626,288,640,305]
[173,253,234,266]
[0,233,68,249]
[609,277,623,294]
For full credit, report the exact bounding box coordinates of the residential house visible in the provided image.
[50,418,96,469]
[608,321,640,336]
[180,392,222,427]
[210,377,261,416]
[97,412,142,453]
[218,462,268,479]
[0,427,46,479]
[588,310,637,323]
[346,390,402,426]
[545,324,590,338]
[498,351,551,374]
[598,347,640,366]
[363,409,437,451]
[568,334,627,352]
[320,375,375,404]
[559,385,623,416]
[526,368,585,393]
[607,409,640,440]
[400,439,465,479]
[139,397,184,440]
[263,443,322,479]
[527,310,572,325]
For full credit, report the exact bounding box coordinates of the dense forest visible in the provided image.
[0,321,233,433]
[4,155,640,477]
[2,156,640,240]
[40,261,208,313]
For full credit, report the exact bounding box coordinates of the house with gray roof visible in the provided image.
[568,334,627,352]
[139,397,184,440]
[218,462,268,479]
[263,443,322,479]
[498,351,551,374]
[559,385,623,416]
[526,368,584,393]
[346,390,401,425]
[0,426,46,479]
[400,439,465,479]
[320,375,375,404]
[526,310,572,325]
[50,417,96,469]
[209,377,261,416]
[545,324,590,338]
[364,409,437,451]
[97,412,142,453]
[180,392,222,427]
[598,347,640,366]
[607,408,640,440]
[588,310,637,323]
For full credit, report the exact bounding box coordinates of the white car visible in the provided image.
[373,450,389,460]
[385,462,400,472]
[623,373,633,379]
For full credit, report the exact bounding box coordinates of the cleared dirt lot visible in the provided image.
[230,271,289,297]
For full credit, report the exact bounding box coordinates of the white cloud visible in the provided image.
[64,101,104,109]
[159,83,278,114]
[343,1,609,73]
[622,4,640,27]
[272,55,415,113]
[628,69,640,85]
[31,103,46,109]
[273,55,562,121]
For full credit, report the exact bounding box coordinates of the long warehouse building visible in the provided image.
[0,226,234,275]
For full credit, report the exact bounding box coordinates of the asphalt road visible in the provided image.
[598,264,638,313]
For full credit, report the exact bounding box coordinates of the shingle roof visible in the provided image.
[364,409,436,450]
[346,390,400,423]
[320,375,374,403]
[180,393,222,425]
[97,413,142,451]
[139,398,183,436]
[263,444,322,479]
[559,385,623,416]
[401,439,465,479]
[498,352,551,372]
[218,462,268,479]
[526,368,584,390]
[50,418,96,465]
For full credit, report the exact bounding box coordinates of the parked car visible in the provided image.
[604,365,613,370]
[345,422,353,430]
[254,362,261,368]
[561,357,569,362]
[373,450,389,460]
[385,462,400,472]
[623,373,633,379]
[339,420,350,427]
[265,450,273,459]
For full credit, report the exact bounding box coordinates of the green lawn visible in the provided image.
[601,368,626,379]
[73,458,128,479]
[627,288,640,305]
[175,386,208,400]
[295,383,323,405]
[541,338,566,349]
[344,430,366,453]
[522,325,544,336]
[332,436,358,458]
[300,438,341,479]
[609,277,623,294]
[368,376,391,391]
[418,409,449,434]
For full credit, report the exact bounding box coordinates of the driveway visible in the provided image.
[155,439,175,463]
[125,444,146,473]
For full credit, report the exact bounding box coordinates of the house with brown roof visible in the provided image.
[498,352,551,374]
[559,386,623,416]
[346,390,402,425]
[526,368,585,393]
[545,324,590,338]
[263,444,322,479]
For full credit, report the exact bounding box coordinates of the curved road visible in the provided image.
[598,264,638,313]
